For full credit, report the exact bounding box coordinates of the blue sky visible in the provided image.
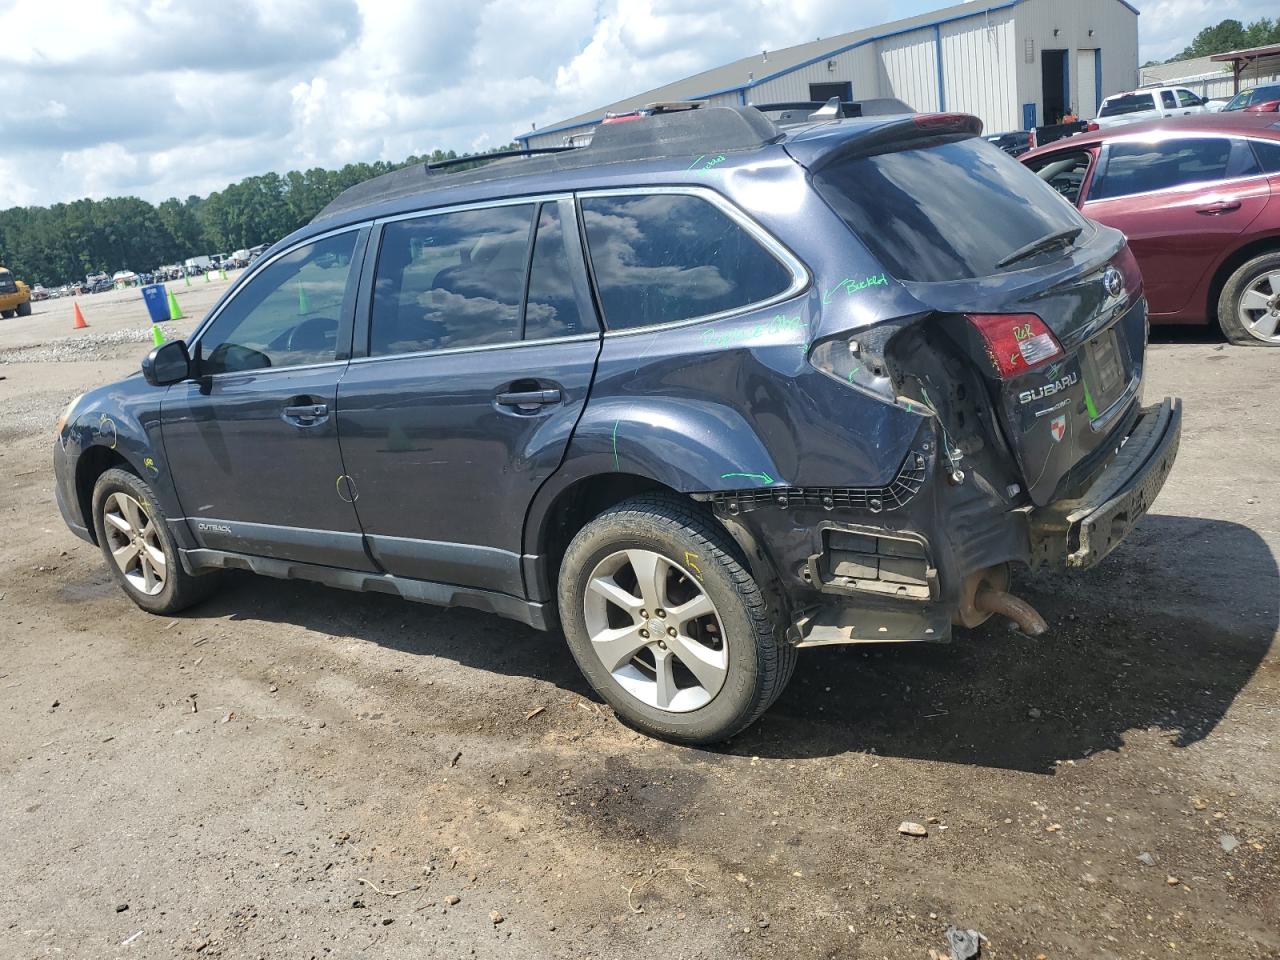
[0,0,1275,207]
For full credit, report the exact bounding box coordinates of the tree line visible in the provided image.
[1144,17,1280,66]
[0,145,515,287]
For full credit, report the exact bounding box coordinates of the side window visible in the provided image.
[1091,138,1256,201]
[1251,139,1280,174]
[369,205,535,356]
[581,194,793,331]
[1160,90,1177,110]
[524,204,588,340]
[198,231,357,375]
[1176,89,1200,108]
[1028,150,1092,205]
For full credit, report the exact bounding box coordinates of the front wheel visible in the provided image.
[1218,251,1280,346]
[16,300,31,317]
[91,467,220,614]
[558,494,795,745]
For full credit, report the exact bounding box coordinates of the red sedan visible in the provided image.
[1021,113,1280,346]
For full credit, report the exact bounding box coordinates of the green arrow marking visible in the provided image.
[1082,381,1099,420]
[721,471,775,485]
[822,279,850,305]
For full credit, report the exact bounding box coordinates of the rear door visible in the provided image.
[336,197,600,596]
[1081,134,1270,317]
[163,227,374,569]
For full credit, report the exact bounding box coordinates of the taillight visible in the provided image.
[966,313,1063,379]
[1028,129,1037,149]
[1086,121,1100,131]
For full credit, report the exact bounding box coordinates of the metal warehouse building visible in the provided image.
[516,0,1139,149]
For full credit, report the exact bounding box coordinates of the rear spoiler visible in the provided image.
[796,113,984,172]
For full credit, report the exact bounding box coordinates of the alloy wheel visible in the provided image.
[582,548,728,713]
[102,492,167,596]
[1238,271,1280,344]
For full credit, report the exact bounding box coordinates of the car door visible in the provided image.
[162,226,376,570]
[1081,135,1270,317]
[336,197,600,595]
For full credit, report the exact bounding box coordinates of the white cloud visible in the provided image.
[0,0,1274,207]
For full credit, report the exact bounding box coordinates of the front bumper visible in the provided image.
[1029,397,1181,570]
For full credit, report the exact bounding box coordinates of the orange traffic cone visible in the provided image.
[73,302,89,329]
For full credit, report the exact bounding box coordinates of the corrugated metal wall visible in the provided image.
[1015,0,1138,127]
[748,49,878,103]
[940,9,1018,131]
[877,28,942,113]
[1144,70,1280,102]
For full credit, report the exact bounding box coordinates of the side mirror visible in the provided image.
[142,339,191,386]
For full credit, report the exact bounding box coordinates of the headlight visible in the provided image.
[55,393,84,436]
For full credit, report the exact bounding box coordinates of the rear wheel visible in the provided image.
[91,467,219,614]
[1218,251,1280,346]
[1,310,13,319]
[558,494,795,745]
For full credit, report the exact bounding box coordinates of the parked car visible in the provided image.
[1221,83,1280,114]
[0,266,32,317]
[54,105,1180,743]
[1022,113,1280,346]
[985,130,1033,156]
[1094,87,1209,129]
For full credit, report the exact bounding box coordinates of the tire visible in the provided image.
[16,300,31,317]
[1,310,13,319]
[91,467,220,615]
[1218,251,1280,346]
[557,493,796,745]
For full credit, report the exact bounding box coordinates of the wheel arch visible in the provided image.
[524,471,679,603]
[523,397,786,603]
[1205,230,1280,329]
[75,445,137,544]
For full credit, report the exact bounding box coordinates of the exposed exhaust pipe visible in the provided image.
[975,587,1048,637]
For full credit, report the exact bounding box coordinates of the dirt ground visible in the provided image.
[1,292,1276,960]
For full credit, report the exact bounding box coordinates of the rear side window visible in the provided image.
[813,137,1088,282]
[580,194,793,331]
[1100,93,1155,117]
[524,204,588,340]
[1090,138,1261,201]
[1251,138,1280,173]
[1161,91,1177,110]
[370,205,534,355]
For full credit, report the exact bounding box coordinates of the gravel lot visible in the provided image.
[1,296,1276,959]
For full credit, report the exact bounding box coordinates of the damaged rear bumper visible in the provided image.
[1029,397,1181,570]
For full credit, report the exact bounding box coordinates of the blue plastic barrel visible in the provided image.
[141,283,170,323]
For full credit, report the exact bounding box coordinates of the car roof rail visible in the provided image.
[314,106,783,222]
[425,146,581,172]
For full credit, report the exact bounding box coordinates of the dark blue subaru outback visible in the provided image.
[54,105,1181,744]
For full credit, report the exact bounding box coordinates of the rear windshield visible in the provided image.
[812,137,1088,282]
[1099,93,1156,117]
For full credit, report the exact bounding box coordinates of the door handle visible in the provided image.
[1196,200,1241,215]
[495,388,562,408]
[283,402,328,422]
